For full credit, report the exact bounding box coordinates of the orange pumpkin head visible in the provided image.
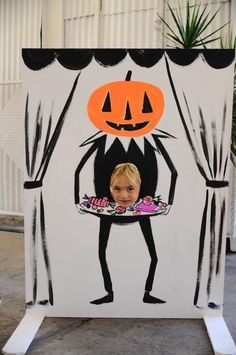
[87,71,164,137]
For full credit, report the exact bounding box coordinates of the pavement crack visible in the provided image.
[28,318,94,349]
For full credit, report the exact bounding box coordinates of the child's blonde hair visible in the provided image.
[110,163,141,193]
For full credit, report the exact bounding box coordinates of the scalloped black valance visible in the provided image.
[22,49,235,71]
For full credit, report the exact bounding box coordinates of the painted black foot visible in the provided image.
[38,299,49,305]
[143,291,166,304]
[26,301,35,308]
[208,302,220,310]
[90,292,114,305]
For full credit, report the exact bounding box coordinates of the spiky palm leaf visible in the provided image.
[220,31,236,50]
[158,0,229,48]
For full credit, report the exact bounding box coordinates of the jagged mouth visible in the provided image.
[106,121,148,131]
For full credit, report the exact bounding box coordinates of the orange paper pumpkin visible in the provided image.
[87,71,164,137]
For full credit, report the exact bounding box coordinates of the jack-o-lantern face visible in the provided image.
[87,71,164,137]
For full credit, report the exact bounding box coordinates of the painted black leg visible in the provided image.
[90,218,114,305]
[98,218,113,293]
[143,291,166,304]
[139,217,158,292]
[90,292,114,305]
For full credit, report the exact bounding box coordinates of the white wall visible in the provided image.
[62,0,231,48]
[42,0,64,47]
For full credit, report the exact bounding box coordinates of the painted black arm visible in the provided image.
[74,141,100,204]
[152,134,178,205]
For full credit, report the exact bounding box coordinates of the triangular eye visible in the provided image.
[102,92,111,112]
[142,92,153,113]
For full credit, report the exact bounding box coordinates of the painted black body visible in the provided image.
[74,133,177,300]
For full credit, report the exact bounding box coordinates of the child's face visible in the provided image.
[111,175,140,208]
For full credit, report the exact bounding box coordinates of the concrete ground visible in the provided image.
[0,231,236,355]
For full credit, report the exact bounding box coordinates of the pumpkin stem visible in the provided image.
[125,70,132,81]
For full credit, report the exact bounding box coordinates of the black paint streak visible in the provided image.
[223,155,229,180]
[32,198,37,303]
[40,20,42,48]
[194,190,209,306]
[219,102,227,174]
[35,73,80,181]
[207,192,216,297]
[216,198,226,275]
[79,131,103,147]
[43,114,52,155]
[198,107,213,179]
[25,95,30,177]
[182,93,209,180]
[40,192,54,305]
[154,128,177,139]
[166,59,208,181]
[30,104,43,178]
[211,121,218,178]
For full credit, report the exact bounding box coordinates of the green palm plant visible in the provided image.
[158,1,235,160]
[158,0,229,48]
[220,31,236,49]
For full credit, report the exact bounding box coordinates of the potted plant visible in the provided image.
[157,0,229,48]
[158,0,235,157]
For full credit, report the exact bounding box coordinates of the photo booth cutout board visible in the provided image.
[21,49,235,320]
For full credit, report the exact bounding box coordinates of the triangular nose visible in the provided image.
[124,101,132,120]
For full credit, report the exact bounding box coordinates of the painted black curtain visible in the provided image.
[164,51,235,308]
[24,75,79,306]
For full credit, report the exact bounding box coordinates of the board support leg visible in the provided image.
[2,306,45,355]
[204,315,236,355]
